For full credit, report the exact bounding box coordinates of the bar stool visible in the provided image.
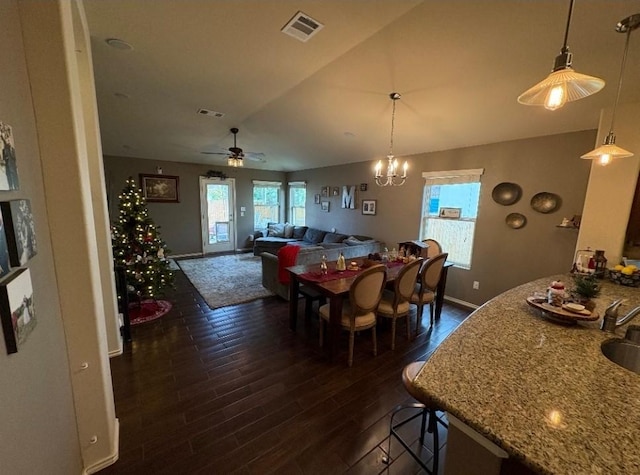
[383,361,448,473]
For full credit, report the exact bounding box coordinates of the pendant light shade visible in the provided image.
[581,13,639,165]
[517,0,605,110]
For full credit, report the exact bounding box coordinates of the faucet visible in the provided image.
[601,299,640,333]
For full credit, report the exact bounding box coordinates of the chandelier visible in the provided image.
[517,0,605,110]
[375,92,407,187]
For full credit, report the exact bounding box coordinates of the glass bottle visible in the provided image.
[594,250,607,278]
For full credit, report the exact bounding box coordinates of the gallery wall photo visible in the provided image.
[0,199,37,267]
[0,267,35,354]
[0,121,20,191]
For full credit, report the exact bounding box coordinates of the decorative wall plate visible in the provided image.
[492,182,522,205]
[530,192,561,213]
[506,212,526,229]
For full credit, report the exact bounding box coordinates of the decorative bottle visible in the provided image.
[336,252,346,271]
[594,250,607,278]
[320,254,328,275]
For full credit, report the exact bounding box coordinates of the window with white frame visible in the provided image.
[253,180,282,230]
[419,169,484,269]
[288,181,306,226]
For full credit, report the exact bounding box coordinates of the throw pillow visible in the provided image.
[303,227,326,244]
[322,232,348,244]
[267,223,285,237]
[284,223,294,238]
[292,226,308,239]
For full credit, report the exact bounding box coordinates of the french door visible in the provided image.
[200,177,236,254]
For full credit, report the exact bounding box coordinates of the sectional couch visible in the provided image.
[257,223,385,300]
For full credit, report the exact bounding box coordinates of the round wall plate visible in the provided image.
[492,182,522,205]
[506,212,527,229]
[530,192,561,213]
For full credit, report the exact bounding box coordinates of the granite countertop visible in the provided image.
[413,274,640,474]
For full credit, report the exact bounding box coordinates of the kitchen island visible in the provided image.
[413,274,640,474]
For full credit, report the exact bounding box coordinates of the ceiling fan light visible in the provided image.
[517,68,605,109]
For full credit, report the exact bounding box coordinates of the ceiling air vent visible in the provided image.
[197,108,225,118]
[281,11,324,42]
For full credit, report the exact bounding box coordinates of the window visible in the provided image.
[288,181,306,226]
[419,169,484,269]
[253,180,282,230]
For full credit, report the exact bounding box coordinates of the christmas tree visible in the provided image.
[111,177,174,300]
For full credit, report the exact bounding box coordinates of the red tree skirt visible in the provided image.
[128,299,172,325]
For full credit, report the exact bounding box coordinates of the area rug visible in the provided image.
[129,299,172,325]
[177,254,274,309]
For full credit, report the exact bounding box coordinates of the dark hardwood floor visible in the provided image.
[100,270,471,474]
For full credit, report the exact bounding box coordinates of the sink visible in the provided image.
[601,339,640,375]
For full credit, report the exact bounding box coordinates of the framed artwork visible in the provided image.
[321,186,330,197]
[321,201,330,212]
[362,199,377,215]
[314,194,321,204]
[140,174,180,203]
[332,187,340,196]
[0,199,37,267]
[0,267,35,354]
[360,183,368,192]
[0,212,10,278]
[0,122,19,190]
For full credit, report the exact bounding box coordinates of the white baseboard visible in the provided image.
[83,418,119,474]
[171,252,203,259]
[444,295,479,310]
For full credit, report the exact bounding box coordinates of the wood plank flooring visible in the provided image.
[99,270,471,474]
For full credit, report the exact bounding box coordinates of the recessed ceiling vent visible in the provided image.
[281,11,324,42]
[197,108,225,118]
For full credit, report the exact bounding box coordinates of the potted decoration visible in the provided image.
[570,274,600,310]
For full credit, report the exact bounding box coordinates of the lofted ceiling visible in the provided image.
[84,1,640,172]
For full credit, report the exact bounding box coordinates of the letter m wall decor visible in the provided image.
[341,185,356,209]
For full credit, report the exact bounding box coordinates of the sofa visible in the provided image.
[260,229,385,300]
[253,222,375,256]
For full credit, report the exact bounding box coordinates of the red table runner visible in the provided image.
[298,260,404,283]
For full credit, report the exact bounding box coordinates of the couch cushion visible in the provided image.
[292,226,308,239]
[303,227,326,244]
[322,232,348,244]
[284,223,294,238]
[344,235,375,246]
[267,223,286,237]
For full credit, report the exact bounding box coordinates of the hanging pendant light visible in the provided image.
[517,0,605,110]
[581,14,639,166]
[375,92,407,187]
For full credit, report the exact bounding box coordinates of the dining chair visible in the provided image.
[376,258,423,350]
[318,264,387,367]
[411,252,448,335]
[421,238,443,258]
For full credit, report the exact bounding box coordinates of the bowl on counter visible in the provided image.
[608,269,640,287]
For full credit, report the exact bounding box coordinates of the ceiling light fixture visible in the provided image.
[517,0,605,110]
[581,13,639,166]
[375,92,407,187]
[226,127,244,168]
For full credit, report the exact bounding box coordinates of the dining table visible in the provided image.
[287,256,452,360]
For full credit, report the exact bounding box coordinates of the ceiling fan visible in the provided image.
[200,127,266,166]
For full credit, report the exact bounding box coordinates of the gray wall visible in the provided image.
[0,0,81,472]
[290,130,596,306]
[104,156,286,255]
[104,131,595,307]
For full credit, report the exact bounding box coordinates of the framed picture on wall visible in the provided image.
[321,186,330,197]
[321,201,330,212]
[0,199,37,267]
[140,174,180,203]
[0,122,19,191]
[362,199,376,215]
[314,194,321,204]
[0,267,35,354]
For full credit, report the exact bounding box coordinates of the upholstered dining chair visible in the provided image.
[318,264,387,367]
[421,238,443,258]
[376,258,423,350]
[411,252,448,335]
